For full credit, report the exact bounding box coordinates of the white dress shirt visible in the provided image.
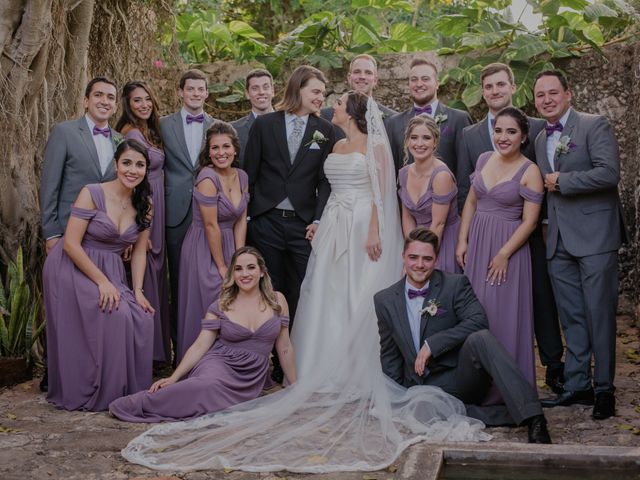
[181,107,205,166]
[545,108,572,171]
[276,112,309,211]
[404,278,431,354]
[85,114,114,175]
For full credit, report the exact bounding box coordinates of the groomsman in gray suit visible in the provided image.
[534,70,627,419]
[386,58,471,172]
[319,54,396,139]
[232,68,275,167]
[41,76,119,254]
[161,69,216,352]
[375,228,551,442]
[457,63,564,394]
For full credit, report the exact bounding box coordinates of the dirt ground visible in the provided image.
[1,307,638,480]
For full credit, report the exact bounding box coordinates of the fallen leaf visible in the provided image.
[305,455,328,464]
[362,476,377,480]
[223,467,234,473]
[388,465,398,473]
[6,414,16,420]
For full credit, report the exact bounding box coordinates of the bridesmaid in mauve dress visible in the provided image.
[43,140,155,411]
[456,107,543,404]
[109,246,297,422]
[116,80,171,364]
[398,115,460,273]
[176,122,249,361]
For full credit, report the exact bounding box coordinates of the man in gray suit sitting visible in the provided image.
[386,58,471,172]
[232,68,275,167]
[457,63,564,395]
[161,69,216,355]
[320,54,396,139]
[375,228,551,443]
[534,70,627,419]
[41,76,120,254]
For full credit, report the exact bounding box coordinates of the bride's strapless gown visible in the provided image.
[121,152,488,473]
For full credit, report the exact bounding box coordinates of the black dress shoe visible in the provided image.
[592,392,615,420]
[541,389,594,408]
[39,370,48,393]
[527,414,552,444]
[545,366,564,395]
[271,364,284,384]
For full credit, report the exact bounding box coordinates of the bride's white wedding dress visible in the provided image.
[121,100,488,473]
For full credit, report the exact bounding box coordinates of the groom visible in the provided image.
[374,228,551,443]
[245,65,335,382]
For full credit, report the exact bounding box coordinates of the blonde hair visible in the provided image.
[402,115,440,166]
[218,246,281,314]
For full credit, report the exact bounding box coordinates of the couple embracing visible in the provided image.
[122,66,549,473]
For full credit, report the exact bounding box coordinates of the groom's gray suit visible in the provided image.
[375,270,543,426]
[161,110,215,344]
[40,117,117,239]
[534,108,626,394]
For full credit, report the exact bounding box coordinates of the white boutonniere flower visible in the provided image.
[555,135,576,156]
[434,113,448,125]
[305,130,327,147]
[420,299,444,317]
[113,131,125,147]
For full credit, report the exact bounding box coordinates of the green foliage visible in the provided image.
[163,0,638,109]
[0,247,45,362]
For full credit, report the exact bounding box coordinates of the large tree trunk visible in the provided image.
[0,0,164,274]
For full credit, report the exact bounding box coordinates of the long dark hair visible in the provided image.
[218,246,281,314]
[196,121,241,174]
[114,139,152,231]
[115,80,163,148]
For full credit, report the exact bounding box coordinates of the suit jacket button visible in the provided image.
[189,188,193,193]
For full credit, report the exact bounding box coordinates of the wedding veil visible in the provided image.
[121,98,488,473]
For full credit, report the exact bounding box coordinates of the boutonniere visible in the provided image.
[305,130,327,147]
[434,113,448,125]
[420,299,445,317]
[555,135,577,156]
[113,131,125,147]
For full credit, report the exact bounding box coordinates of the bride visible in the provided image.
[122,93,487,473]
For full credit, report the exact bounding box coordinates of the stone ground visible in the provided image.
[1,308,639,480]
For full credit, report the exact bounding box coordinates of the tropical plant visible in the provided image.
[162,0,638,109]
[0,247,45,362]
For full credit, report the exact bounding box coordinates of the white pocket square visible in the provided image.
[309,142,321,150]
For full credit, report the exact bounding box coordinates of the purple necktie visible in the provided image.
[186,113,205,124]
[545,122,563,136]
[490,118,496,128]
[408,288,429,300]
[92,126,111,138]
[413,105,432,116]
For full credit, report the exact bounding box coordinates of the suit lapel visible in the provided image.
[170,112,192,169]
[556,109,577,170]
[393,279,418,359]
[478,117,494,152]
[272,111,290,168]
[420,270,442,341]
[535,130,552,174]
[77,117,101,177]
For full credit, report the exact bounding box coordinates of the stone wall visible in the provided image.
[148,42,640,310]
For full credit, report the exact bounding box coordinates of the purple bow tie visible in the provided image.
[92,126,111,138]
[186,113,205,124]
[545,122,563,136]
[408,288,429,300]
[413,105,432,116]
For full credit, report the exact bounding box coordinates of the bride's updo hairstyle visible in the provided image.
[218,246,282,314]
[345,91,369,134]
[402,114,440,166]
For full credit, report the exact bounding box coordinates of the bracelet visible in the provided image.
[134,287,144,293]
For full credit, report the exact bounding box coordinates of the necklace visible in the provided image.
[220,171,238,193]
[120,198,129,210]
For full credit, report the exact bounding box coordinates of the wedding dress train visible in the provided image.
[121,100,488,473]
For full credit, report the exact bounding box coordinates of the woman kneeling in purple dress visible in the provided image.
[43,139,155,411]
[109,246,297,422]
